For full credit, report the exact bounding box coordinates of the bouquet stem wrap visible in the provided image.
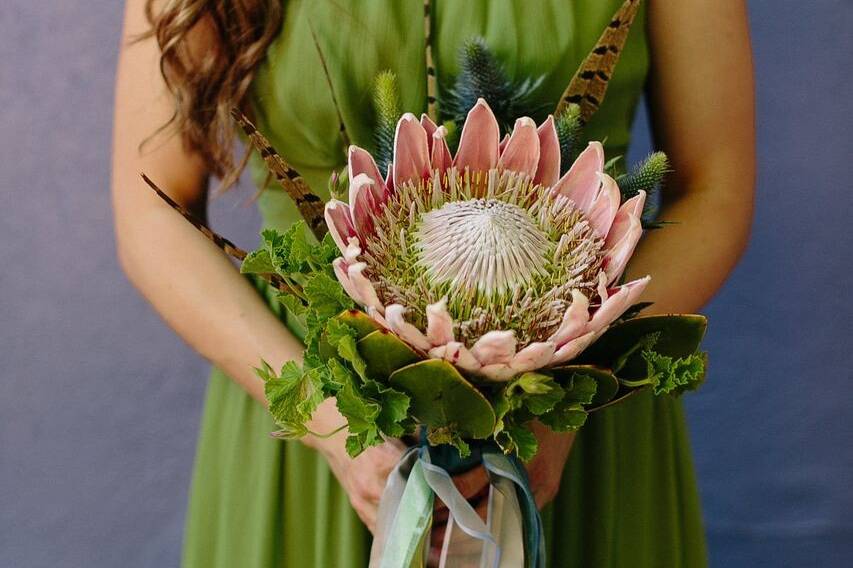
[369,440,545,568]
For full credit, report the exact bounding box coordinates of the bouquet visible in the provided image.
[144,1,707,565]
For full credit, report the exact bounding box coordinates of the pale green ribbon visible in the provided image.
[369,447,545,568]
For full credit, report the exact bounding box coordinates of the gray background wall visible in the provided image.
[1,1,851,566]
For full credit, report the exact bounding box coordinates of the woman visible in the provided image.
[112,1,754,566]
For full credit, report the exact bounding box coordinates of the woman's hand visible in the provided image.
[428,422,574,561]
[307,400,406,532]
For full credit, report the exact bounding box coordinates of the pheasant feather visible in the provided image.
[556,0,642,122]
[230,110,328,240]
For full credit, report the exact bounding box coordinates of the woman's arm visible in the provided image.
[522,0,756,512]
[112,0,401,530]
[112,1,304,403]
[630,0,756,312]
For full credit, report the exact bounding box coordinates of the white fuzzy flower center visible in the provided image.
[416,198,550,295]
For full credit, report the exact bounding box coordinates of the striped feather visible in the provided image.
[556,0,642,123]
[230,109,329,241]
[423,0,438,122]
[141,173,290,292]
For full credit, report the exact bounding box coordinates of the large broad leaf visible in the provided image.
[578,315,707,379]
[390,359,496,439]
[357,330,421,381]
[337,310,382,340]
[550,365,618,405]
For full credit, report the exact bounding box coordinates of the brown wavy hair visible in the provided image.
[143,0,283,186]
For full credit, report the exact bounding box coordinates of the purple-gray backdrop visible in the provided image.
[1,1,851,567]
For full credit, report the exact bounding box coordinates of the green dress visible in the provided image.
[182,1,708,566]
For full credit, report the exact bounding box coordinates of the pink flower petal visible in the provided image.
[586,173,621,237]
[366,306,389,329]
[324,200,357,254]
[549,331,597,365]
[586,276,650,335]
[498,117,540,177]
[548,289,590,346]
[420,113,438,153]
[343,238,361,263]
[470,330,517,365]
[478,363,517,382]
[534,116,560,188]
[499,133,510,154]
[430,127,452,175]
[348,146,387,203]
[426,298,455,346]
[454,98,500,173]
[430,341,481,373]
[604,190,646,248]
[623,275,651,307]
[384,304,431,352]
[347,262,383,314]
[551,141,605,214]
[349,173,379,239]
[510,341,556,373]
[597,271,610,303]
[384,161,394,192]
[332,258,364,306]
[393,113,430,187]
[604,215,643,284]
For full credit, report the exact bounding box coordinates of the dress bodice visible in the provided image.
[249,0,647,230]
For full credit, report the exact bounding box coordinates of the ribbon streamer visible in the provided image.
[369,444,545,567]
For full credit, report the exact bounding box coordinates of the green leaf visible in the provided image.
[325,319,368,381]
[562,374,599,406]
[304,272,353,319]
[261,360,324,439]
[538,374,595,433]
[357,330,421,381]
[495,422,538,462]
[390,359,496,439]
[546,365,615,405]
[642,349,707,395]
[336,309,382,340]
[578,315,707,379]
[277,293,307,318]
[362,380,412,438]
[427,427,472,458]
[539,404,587,432]
[240,249,275,275]
[335,372,382,456]
[512,372,565,416]
[287,223,315,269]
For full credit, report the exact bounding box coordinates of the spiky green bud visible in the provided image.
[555,104,583,175]
[618,152,670,200]
[372,70,401,172]
[618,152,671,228]
[445,37,544,133]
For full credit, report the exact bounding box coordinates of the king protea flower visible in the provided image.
[326,99,650,382]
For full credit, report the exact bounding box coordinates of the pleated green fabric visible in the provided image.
[182,1,708,566]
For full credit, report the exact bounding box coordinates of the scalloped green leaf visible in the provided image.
[389,359,495,439]
[357,330,422,381]
[578,315,708,379]
[550,365,618,405]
